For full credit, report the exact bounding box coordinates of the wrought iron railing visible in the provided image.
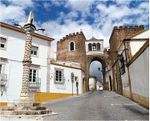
[29,78,41,92]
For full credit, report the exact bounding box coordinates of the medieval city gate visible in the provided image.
[86,54,107,90]
[56,32,108,92]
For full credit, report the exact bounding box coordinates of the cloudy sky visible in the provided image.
[0,0,149,51]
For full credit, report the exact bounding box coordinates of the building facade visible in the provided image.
[0,22,53,105]
[119,29,149,108]
[108,25,144,94]
[106,25,149,108]
[0,22,86,105]
[56,33,107,91]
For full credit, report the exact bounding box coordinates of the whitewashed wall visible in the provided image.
[105,69,113,91]
[130,30,149,56]
[49,64,83,94]
[0,27,50,102]
[129,47,149,98]
[85,40,104,52]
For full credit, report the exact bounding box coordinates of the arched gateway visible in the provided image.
[85,37,107,90]
[86,54,107,90]
[56,32,108,91]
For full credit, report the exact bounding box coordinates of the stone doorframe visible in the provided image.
[85,54,107,91]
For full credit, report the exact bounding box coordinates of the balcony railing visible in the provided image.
[29,78,41,92]
[0,73,7,86]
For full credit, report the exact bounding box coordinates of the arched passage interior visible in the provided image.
[88,56,106,90]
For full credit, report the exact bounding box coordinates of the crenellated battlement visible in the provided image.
[58,31,84,43]
[114,25,144,30]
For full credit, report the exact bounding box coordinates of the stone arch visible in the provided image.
[86,55,107,90]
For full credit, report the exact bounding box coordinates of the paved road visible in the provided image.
[43,91,149,120]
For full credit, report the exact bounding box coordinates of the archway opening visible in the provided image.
[89,60,103,91]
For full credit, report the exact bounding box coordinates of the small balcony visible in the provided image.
[29,78,41,92]
[0,73,7,86]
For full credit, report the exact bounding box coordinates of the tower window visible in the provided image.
[97,43,101,51]
[92,43,96,51]
[70,42,75,51]
[88,43,92,51]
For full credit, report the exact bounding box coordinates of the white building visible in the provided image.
[0,22,85,105]
[0,22,54,105]
[49,60,84,94]
[118,29,149,108]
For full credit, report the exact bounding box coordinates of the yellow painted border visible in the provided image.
[34,92,76,103]
[123,89,131,98]
[0,102,7,107]
[132,93,149,108]
[123,89,149,108]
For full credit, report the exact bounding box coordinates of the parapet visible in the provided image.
[58,31,84,43]
[114,25,144,30]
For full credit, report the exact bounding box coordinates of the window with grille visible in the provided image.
[29,69,37,82]
[55,68,64,84]
[0,37,7,49]
[31,46,38,56]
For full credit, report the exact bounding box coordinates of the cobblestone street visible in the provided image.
[43,91,149,120]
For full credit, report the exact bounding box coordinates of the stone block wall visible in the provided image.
[57,31,87,72]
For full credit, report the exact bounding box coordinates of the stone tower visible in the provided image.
[57,31,87,72]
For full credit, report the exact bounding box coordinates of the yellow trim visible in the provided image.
[132,93,149,108]
[0,22,54,41]
[0,102,7,107]
[123,89,149,108]
[127,41,149,66]
[34,92,76,103]
[123,89,131,98]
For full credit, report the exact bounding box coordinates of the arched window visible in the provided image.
[70,42,75,51]
[88,43,92,51]
[92,43,96,51]
[97,43,101,51]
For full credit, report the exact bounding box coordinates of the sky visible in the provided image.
[0,0,149,52]
[90,61,103,81]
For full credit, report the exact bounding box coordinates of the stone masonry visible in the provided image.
[109,25,144,94]
[57,31,87,72]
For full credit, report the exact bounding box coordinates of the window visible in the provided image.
[92,43,96,51]
[0,37,7,49]
[88,43,92,51]
[55,68,64,83]
[70,42,75,51]
[31,46,38,56]
[29,69,37,82]
[97,43,101,51]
